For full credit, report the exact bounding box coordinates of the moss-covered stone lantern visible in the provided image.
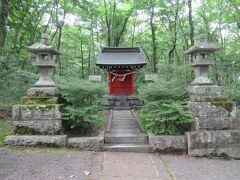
[11,34,63,135]
[26,33,60,95]
[186,34,237,130]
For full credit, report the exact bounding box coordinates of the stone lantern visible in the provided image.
[186,34,220,85]
[26,33,60,95]
[186,34,237,130]
[10,34,63,135]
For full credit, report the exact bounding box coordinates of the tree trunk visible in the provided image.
[188,0,194,46]
[80,40,84,78]
[168,0,179,64]
[103,0,112,47]
[150,1,157,73]
[0,0,9,49]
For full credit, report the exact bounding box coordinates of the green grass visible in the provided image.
[0,119,13,147]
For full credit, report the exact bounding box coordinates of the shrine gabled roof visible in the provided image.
[96,47,146,66]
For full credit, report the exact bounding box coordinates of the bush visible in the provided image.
[140,100,193,135]
[138,77,188,102]
[56,77,107,135]
[138,64,194,135]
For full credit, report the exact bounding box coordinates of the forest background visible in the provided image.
[0,0,239,106]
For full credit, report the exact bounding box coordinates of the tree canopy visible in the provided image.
[0,0,240,104]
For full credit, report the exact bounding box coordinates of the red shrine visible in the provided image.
[97,47,146,95]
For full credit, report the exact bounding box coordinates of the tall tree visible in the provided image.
[188,0,194,46]
[0,0,9,49]
[150,0,157,72]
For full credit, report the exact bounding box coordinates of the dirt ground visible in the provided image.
[1,147,240,180]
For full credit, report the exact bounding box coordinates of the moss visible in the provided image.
[209,100,234,112]
[31,92,58,97]
[17,104,63,111]
[21,96,58,104]
[14,126,62,135]
[14,126,39,135]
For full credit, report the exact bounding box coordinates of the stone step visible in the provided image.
[112,121,136,125]
[112,117,134,120]
[113,107,131,110]
[111,128,140,133]
[113,112,132,116]
[103,143,150,153]
[105,133,148,144]
[113,118,135,122]
[111,124,139,129]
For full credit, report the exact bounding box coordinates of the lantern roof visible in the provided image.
[96,47,146,67]
[185,34,221,55]
[27,33,60,55]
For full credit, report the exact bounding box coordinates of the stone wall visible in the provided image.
[67,134,104,151]
[148,130,240,159]
[186,130,240,159]
[148,132,187,153]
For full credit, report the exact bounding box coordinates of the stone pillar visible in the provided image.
[12,34,63,135]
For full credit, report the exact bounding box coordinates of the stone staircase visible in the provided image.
[104,110,150,153]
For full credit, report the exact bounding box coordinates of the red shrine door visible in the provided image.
[109,69,134,95]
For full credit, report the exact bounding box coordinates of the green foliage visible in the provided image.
[56,77,107,134]
[138,78,187,102]
[140,101,193,135]
[0,120,13,147]
[224,82,240,105]
[138,64,194,135]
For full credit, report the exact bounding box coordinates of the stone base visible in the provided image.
[188,101,237,130]
[27,87,60,96]
[186,130,240,159]
[148,132,187,153]
[67,135,104,151]
[107,96,143,109]
[188,85,223,101]
[4,135,67,147]
[13,104,62,135]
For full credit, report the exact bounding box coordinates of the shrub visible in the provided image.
[140,100,193,135]
[56,77,107,135]
[138,77,188,102]
[138,64,194,135]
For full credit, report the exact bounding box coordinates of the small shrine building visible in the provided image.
[96,47,146,96]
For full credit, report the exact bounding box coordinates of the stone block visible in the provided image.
[12,105,21,121]
[197,117,237,130]
[186,130,240,159]
[21,108,33,120]
[67,132,104,151]
[13,120,62,134]
[89,75,101,82]
[189,94,224,101]
[27,87,60,96]
[4,135,67,147]
[148,132,187,153]
[21,96,58,104]
[188,101,237,130]
[188,85,222,95]
[144,74,158,82]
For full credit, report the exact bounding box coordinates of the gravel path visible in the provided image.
[0,147,240,180]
